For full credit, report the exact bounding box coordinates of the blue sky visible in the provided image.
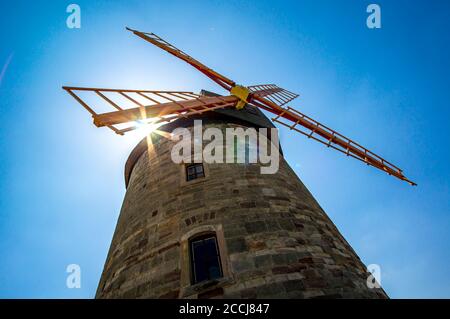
[0,0,449,298]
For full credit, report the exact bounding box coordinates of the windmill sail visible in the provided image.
[126,28,235,91]
[63,86,238,135]
[248,84,299,107]
[63,27,415,185]
[264,104,416,185]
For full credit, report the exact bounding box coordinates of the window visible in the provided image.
[186,163,205,181]
[189,234,223,284]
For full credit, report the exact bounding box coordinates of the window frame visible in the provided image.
[189,233,223,285]
[185,163,205,182]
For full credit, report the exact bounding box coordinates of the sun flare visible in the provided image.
[134,120,163,136]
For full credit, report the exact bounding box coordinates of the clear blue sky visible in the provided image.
[0,0,449,298]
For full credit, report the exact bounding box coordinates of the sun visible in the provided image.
[134,120,163,136]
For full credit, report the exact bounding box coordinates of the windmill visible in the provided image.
[63,27,416,186]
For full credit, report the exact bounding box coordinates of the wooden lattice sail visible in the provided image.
[63,27,416,185]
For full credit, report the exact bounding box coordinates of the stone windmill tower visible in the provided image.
[64,28,415,299]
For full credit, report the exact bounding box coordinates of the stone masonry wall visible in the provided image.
[96,122,387,299]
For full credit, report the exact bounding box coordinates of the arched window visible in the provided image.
[189,233,223,284]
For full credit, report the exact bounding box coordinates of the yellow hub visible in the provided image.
[230,85,250,110]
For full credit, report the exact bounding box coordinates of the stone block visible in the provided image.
[244,221,267,234]
[226,237,248,254]
[254,254,272,269]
